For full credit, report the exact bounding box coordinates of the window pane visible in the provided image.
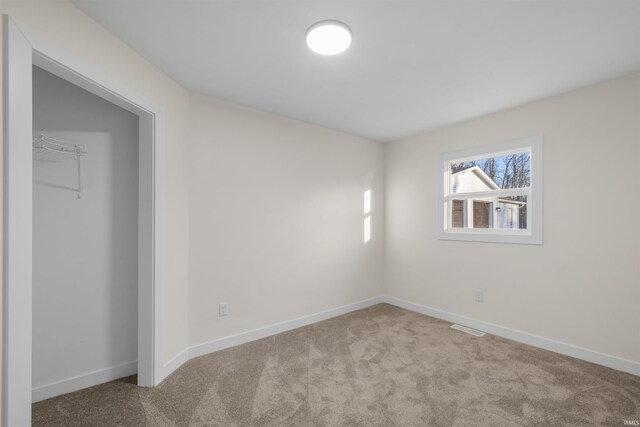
[473,201,490,228]
[496,196,527,229]
[452,200,464,228]
[450,151,530,193]
[449,196,527,230]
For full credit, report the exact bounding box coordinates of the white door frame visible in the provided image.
[3,15,163,426]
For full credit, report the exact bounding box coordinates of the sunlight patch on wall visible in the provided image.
[364,188,371,243]
[364,216,371,243]
[364,189,371,215]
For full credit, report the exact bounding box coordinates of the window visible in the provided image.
[438,136,543,244]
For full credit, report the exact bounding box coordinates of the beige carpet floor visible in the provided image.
[33,304,640,426]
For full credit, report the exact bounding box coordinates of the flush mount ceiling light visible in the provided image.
[306,20,352,56]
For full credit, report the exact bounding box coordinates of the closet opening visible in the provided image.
[4,16,161,425]
[32,66,139,402]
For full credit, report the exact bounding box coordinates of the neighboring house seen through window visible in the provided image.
[438,136,543,244]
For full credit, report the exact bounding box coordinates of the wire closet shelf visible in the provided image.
[32,133,87,198]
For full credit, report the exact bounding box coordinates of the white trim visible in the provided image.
[437,136,543,245]
[445,144,537,166]
[450,188,531,200]
[12,25,164,386]
[159,297,384,382]
[383,296,640,377]
[15,20,161,117]
[31,361,138,403]
[19,31,163,385]
[3,16,34,427]
[4,14,163,424]
[160,348,190,383]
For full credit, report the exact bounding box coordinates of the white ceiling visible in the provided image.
[71,1,640,142]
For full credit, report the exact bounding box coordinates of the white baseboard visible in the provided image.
[159,294,639,385]
[32,360,138,403]
[160,296,384,382]
[382,295,640,377]
[28,295,638,402]
[160,348,190,383]
[189,296,384,359]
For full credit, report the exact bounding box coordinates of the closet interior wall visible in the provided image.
[32,66,140,399]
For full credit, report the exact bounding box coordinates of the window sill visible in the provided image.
[438,229,543,245]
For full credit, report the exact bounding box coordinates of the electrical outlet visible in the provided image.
[219,303,228,317]
[474,290,484,303]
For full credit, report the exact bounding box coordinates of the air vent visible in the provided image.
[451,324,485,337]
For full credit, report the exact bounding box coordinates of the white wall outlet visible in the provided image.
[219,303,228,317]
[474,290,484,303]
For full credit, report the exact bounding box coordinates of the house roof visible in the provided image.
[452,167,526,206]
[452,166,500,190]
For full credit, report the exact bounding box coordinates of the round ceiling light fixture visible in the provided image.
[306,20,352,56]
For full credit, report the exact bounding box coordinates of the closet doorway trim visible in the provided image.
[3,15,163,426]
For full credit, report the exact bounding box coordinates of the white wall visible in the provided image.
[32,67,138,391]
[0,0,191,369]
[188,95,385,347]
[385,73,640,364]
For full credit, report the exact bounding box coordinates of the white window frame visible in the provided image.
[437,136,543,245]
